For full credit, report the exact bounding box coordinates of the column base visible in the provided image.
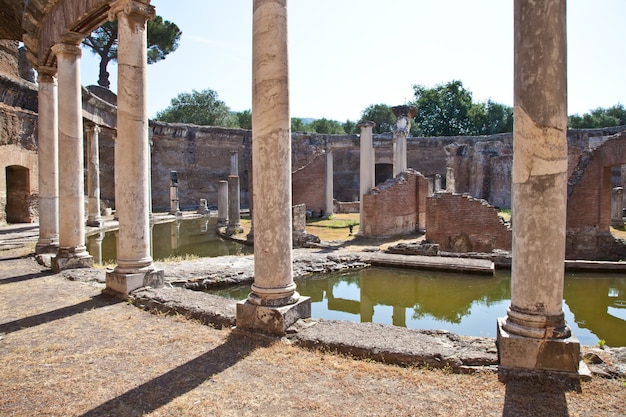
[497,317,581,374]
[226,224,243,235]
[87,217,104,227]
[105,267,164,298]
[52,248,93,272]
[236,296,311,336]
[35,240,59,255]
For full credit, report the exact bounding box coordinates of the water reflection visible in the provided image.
[85,217,253,264]
[211,267,626,346]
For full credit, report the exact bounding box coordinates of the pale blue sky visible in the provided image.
[80,0,626,122]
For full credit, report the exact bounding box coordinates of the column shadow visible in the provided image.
[0,270,55,286]
[79,331,273,417]
[501,373,581,417]
[0,294,121,334]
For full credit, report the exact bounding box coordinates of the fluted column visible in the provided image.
[106,0,163,296]
[35,68,59,254]
[498,0,580,373]
[51,39,93,271]
[86,124,103,227]
[236,0,310,335]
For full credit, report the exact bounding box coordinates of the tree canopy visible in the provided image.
[155,88,237,127]
[304,118,346,134]
[359,104,397,135]
[568,104,626,129]
[82,15,181,88]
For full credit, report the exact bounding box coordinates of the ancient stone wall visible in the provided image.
[360,169,428,237]
[425,192,512,253]
[0,40,19,79]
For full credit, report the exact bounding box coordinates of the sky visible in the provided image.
[79,0,626,122]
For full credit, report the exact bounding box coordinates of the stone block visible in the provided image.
[497,317,581,373]
[105,268,165,297]
[51,254,93,272]
[236,297,311,336]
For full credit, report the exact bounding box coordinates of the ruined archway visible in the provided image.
[5,165,32,223]
[567,131,626,260]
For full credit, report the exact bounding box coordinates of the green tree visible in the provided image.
[305,118,345,134]
[155,88,237,127]
[359,104,396,134]
[291,117,306,132]
[469,100,514,135]
[568,104,626,128]
[82,15,182,88]
[236,109,252,129]
[411,80,475,136]
[342,119,358,135]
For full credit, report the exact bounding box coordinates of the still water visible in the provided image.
[85,217,253,265]
[211,267,626,347]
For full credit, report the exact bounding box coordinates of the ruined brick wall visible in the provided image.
[566,131,626,260]
[360,169,427,237]
[292,134,326,212]
[150,121,251,212]
[425,193,512,253]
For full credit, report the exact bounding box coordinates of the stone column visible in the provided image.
[230,150,239,176]
[86,124,103,227]
[35,68,59,254]
[106,0,163,296]
[51,39,93,272]
[217,180,229,225]
[325,148,334,216]
[498,0,580,373]
[236,0,311,335]
[227,151,242,234]
[611,187,624,228]
[391,105,416,177]
[87,232,105,266]
[169,171,181,216]
[446,167,456,193]
[434,174,442,192]
[359,121,376,229]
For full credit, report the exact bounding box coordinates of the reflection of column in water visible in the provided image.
[170,221,180,252]
[87,232,105,265]
[392,305,406,327]
[201,219,209,233]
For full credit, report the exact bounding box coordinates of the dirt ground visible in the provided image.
[1,239,625,416]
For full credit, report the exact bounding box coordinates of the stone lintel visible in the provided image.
[236,297,311,336]
[52,253,93,272]
[497,317,581,374]
[105,268,165,298]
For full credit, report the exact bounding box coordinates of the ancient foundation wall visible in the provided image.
[361,169,428,237]
[425,192,512,253]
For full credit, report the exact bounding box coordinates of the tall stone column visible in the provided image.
[35,68,59,254]
[169,171,181,216]
[391,105,416,177]
[227,151,242,234]
[217,180,229,225]
[106,0,163,296]
[325,148,334,216]
[86,124,103,227]
[51,39,93,271]
[359,121,376,230]
[236,0,310,335]
[498,0,580,373]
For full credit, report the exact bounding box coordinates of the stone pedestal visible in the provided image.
[498,0,580,374]
[51,40,92,271]
[236,0,310,335]
[105,268,164,298]
[236,297,311,336]
[35,69,59,254]
[86,124,103,227]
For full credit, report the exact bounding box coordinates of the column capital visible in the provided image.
[85,123,101,135]
[359,120,376,129]
[51,42,82,58]
[109,0,155,22]
[37,67,57,84]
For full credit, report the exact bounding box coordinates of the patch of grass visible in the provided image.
[155,253,199,263]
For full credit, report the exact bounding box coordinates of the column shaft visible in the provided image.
[51,41,92,271]
[217,180,229,225]
[359,121,376,229]
[325,148,334,216]
[249,0,296,305]
[36,69,59,254]
[86,124,103,227]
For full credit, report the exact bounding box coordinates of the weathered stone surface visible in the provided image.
[290,319,498,370]
[236,297,312,336]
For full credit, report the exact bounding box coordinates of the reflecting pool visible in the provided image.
[210,267,626,347]
[85,217,253,265]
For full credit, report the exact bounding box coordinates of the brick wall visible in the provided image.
[360,169,428,237]
[426,192,511,253]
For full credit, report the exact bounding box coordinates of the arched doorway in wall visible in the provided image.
[375,163,393,186]
[5,165,31,223]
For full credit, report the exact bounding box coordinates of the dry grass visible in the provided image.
[1,257,625,416]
